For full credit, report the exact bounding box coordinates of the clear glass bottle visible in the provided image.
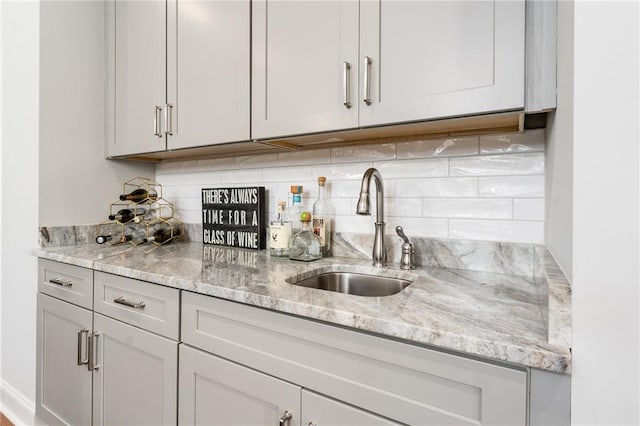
[312,176,334,257]
[287,185,305,238]
[289,212,322,262]
[269,201,291,257]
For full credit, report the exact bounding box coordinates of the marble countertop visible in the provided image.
[33,241,572,374]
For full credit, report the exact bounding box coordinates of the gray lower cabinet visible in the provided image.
[36,259,179,426]
[302,390,401,426]
[181,291,528,425]
[179,343,402,426]
[36,293,93,426]
[92,313,177,426]
[179,345,301,426]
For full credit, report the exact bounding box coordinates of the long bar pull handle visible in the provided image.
[363,56,372,106]
[165,103,173,136]
[49,277,72,287]
[88,332,100,371]
[154,106,163,137]
[114,296,146,309]
[343,61,352,109]
[77,328,89,366]
[279,410,292,426]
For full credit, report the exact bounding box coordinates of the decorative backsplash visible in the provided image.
[157,129,545,244]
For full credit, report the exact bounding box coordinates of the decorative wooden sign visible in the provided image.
[202,187,266,250]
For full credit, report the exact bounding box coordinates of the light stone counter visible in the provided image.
[33,241,572,374]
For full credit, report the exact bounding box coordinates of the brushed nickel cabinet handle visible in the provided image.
[49,278,73,287]
[77,328,89,366]
[154,105,163,137]
[88,332,100,371]
[49,277,73,287]
[363,56,372,106]
[165,103,173,136]
[343,61,352,109]
[279,410,292,426]
[114,296,146,309]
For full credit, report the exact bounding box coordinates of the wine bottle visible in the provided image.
[143,220,182,244]
[269,201,291,257]
[312,176,334,257]
[108,208,146,223]
[96,234,112,244]
[287,185,305,238]
[133,208,158,223]
[119,188,157,202]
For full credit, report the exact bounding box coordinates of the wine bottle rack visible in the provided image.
[97,177,183,248]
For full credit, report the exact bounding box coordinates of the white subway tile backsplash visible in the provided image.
[262,166,312,182]
[331,143,396,163]
[311,162,373,180]
[423,198,512,219]
[160,184,200,199]
[396,177,478,198]
[378,198,423,217]
[177,209,203,224]
[155,130,547,245]
[373,158,449,178]
[479,175,545,198]
[450,219,544,244]
[156,159,198,174]
[330,198,356,216]
[191,169,263,185]
[480,129,545,154]
[329,180,369,198]
[173,197,201,211]
[196,157,234,172]
[277,149,331,166]
[333,214,380,234]
[396,136,479,159]
[450,153,544,176]
[386,217,449,239]
[234,153,279,169]
[514,198,545,221]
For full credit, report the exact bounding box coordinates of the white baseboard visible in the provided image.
[0,379,35,426]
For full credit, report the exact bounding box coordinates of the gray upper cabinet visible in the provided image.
[107,0,250,157]
[107,0,167,156]
[251,0,360,139]
[252,0,525,140]
[359,0,525,127]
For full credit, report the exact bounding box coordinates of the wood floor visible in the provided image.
[0,413,15,426]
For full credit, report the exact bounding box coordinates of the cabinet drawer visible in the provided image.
[38,259,93,309]
[182,292,527,425]
[94,272,179,340]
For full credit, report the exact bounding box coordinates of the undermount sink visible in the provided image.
[287,271,413,297]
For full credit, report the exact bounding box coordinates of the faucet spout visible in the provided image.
[356,168,386,266]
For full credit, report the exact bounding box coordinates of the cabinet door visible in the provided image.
[36,293,92,426]
[107,0,167,156]
[252,0,359,139]
[359,0,525,127]
[92,313,177,426]
[166,0,250,149]
[179,344,301,426]
[302,390,400,426]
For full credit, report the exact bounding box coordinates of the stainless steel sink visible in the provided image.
[288,271,412,297]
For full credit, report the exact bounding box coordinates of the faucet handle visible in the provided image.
[395,226,410,244]
[395,226,415,270]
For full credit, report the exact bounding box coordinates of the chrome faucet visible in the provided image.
[356,168,387,267]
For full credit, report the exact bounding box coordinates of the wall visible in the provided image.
[571,1,639,424]
[39,1,154,227]
[157,130,546,245]
[0,1,39,423]
[545,0,574,281]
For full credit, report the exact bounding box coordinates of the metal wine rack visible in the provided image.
[97,177,183,248]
